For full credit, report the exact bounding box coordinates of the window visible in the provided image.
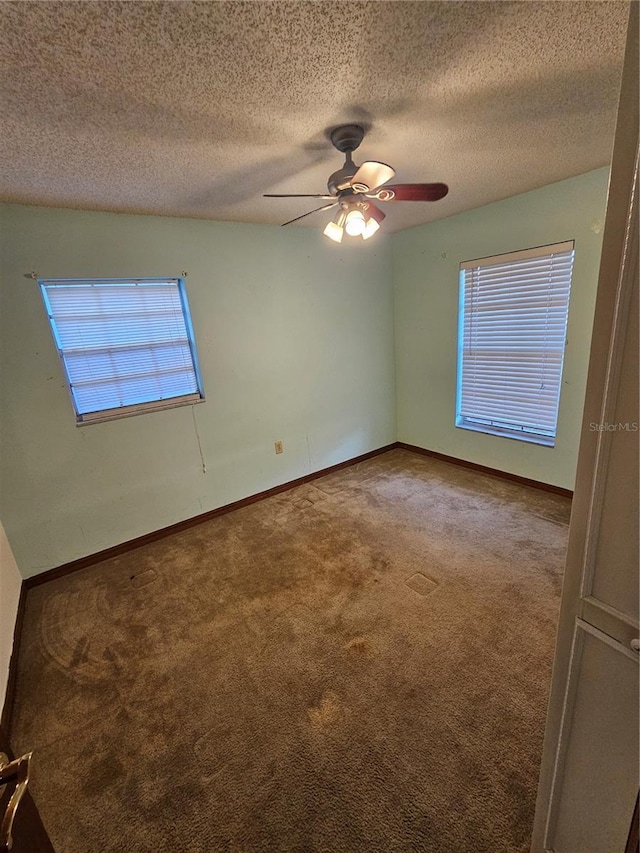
[456,241,574,446]
[39,277,204,424]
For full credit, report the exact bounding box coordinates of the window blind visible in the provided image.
[39,278,204,424]
[456,241,574,446]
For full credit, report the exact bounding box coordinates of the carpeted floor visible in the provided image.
[10,449,571,853]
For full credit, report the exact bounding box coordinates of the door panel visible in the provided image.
[590,278,639,619]
[549,623,639,853]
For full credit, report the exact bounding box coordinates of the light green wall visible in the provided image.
[0,205,396,578]
[0,169,610,577]
[392,168,610,491]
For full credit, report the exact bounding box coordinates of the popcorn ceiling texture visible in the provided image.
[0,1,628,232]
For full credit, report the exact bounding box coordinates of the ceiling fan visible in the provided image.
[264,124,448,242]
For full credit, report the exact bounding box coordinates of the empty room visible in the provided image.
[0,2,638,852]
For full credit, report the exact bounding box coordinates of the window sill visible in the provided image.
[455,421,555,447]
[76,394,205,426]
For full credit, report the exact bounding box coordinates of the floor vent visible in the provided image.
[405,572,438,596]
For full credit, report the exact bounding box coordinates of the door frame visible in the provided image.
[530,5,639,851]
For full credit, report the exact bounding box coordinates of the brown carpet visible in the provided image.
[10,448,570,853]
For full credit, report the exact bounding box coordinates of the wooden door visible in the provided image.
[530,6,639,852]
[0,725,55,853]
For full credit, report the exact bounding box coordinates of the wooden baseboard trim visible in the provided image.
[9,439,569,733]
[24,440,572,591]
[24,443,398,590]
[396,442,573,499]
[1,581,27,736]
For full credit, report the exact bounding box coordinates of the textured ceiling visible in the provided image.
[0,1,629,233]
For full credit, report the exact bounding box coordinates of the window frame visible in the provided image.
[455,241,575,447]
[38,276,205,426]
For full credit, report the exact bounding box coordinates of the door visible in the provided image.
[531,6,639,853]
[0,725,55,853]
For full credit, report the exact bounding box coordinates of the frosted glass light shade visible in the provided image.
[345,210,366,236]
[323,221,344,242]
[362,218,381,239]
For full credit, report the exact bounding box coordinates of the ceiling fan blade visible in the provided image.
[264,193,336,199]
[281,202,338,227]
[366,201,386,223]
[373,183,449,202]
[350,161,395,193]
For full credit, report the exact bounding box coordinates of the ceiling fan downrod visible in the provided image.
[327,125,365,196]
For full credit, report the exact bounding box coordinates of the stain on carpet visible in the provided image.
[344,636,375,658]
[308,691,343,730]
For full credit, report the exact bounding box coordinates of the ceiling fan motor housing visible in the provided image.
[327,124,365,195]
[329,124,365,154]
[327,166,357,196]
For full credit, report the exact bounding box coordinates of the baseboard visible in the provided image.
[1,581,27,736]
[24,443,398,590]
[397,442,573,498]
[24,440,571,592]
[9,439,570,735]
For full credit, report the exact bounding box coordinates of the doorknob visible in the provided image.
[0,751,32,852]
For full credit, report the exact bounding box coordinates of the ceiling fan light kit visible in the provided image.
[322,198,385,243]
[362,203,385,240]
[344,208,366,237]
[323,210,347,243]
[264,124,448,242]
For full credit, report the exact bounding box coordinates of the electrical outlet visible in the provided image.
[274,440,283,455]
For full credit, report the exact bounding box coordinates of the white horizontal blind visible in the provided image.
[40,278,204,423]
[457,241,574,446]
